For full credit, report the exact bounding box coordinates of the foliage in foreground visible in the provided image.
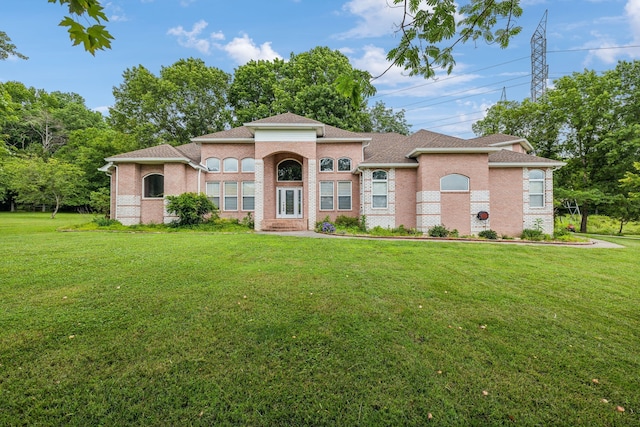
[0,213,639,426]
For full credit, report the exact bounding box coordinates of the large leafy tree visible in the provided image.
[230,47,376,131]
[473,61,640,232]
[55,127,137,193]
[110,58,231,147]
[4,156,87,217]
[367,101,411,135]
[0,82,104,154]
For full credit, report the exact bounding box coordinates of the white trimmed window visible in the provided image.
[440,174,469,191]
[277,159,302,181]
[338,181,352,210]
[224,182,238,211]
[338,157,352,172]
[242,181,255,211]
[372,170,388,209]
[205,157,220,172]
[206,182,220,208]
[529,169,545,208]
[320,181,334,210]
[223,158,238,173]
[241,158,255,173]
[320,158,334,172]
[143,174,164,198]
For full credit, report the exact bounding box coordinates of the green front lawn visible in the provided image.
[1,213,638,425]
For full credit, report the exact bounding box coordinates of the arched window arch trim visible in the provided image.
[143,173,164,199]
[338,157,352,172]
[277,159,303,182]
[440,173,470,192]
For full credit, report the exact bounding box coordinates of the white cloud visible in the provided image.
[167,20,224,55]
[626,0,640,41]
[338,0,405,39]
[105,2,128,22]
[218,34,282,64]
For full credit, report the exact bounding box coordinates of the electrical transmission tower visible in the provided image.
[530,10,548,102]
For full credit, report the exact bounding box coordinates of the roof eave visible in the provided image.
[244,122,325,136]
[407,147,502,158]
[489,138,534,152]
[357,163,419,170]
[103,157,190,164]
[489,161,566,168]
[191,137,255,143]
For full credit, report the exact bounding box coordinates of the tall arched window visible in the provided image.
[440,174,469,191]
[529,169,545,208]
[277,159,302,181]
[143,174,164,198]
[372,170,388,208]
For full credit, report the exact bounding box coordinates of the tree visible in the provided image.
[473,62,640,232]
[385,0,522,78]
[229,47,376,131]
[0,82,104,154]
[55,127,137,193]
[4,156,87,217]
[110,58,231,147]
[367,101,411,135]
[0,31,28,60]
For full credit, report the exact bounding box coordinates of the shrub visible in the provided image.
[241,212,254,229]
[166,192,218,226]
[92,216,121,227]
[428,224,450,238]
[521,228,545,241]
[335,215,360,228]
[89,187,111,216]
[478,229,498,239]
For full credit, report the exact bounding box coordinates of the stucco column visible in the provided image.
[254,159,265,231]
[307,159,316,230]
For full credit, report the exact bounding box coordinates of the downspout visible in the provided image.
[362,141,371,162]
[114,165,119,220]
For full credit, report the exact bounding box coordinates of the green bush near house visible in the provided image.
[165,192,218,226]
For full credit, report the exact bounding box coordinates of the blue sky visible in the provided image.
[2,0,640,138]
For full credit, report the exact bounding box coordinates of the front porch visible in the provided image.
[261,218,309,231]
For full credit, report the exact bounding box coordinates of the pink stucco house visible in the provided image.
[101,112,564,236]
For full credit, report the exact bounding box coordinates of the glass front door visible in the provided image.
[277,187,303,218]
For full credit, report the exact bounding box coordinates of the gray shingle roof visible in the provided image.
[107,144,190,161]
[488,149,565,165]
[247,112,323,125]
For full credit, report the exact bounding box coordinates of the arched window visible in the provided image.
[241,158,255,172]
[223,157,238,173]
[320,158,334,172]
[338,157,352,172]
[278,159,302,181]
[440,174,469,192]
[143,174,164,198]
[529,169,545,208]
[205,157,220,172]
[372,170,388,208]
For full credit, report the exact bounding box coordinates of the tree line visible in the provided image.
[0,47,410,216]
[473,60,640,233]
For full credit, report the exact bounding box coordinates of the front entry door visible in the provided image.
[277,187,303,218]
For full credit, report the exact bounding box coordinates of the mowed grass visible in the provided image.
[0,213,638,426]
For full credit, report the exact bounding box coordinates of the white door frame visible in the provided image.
[276,187,303,219]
